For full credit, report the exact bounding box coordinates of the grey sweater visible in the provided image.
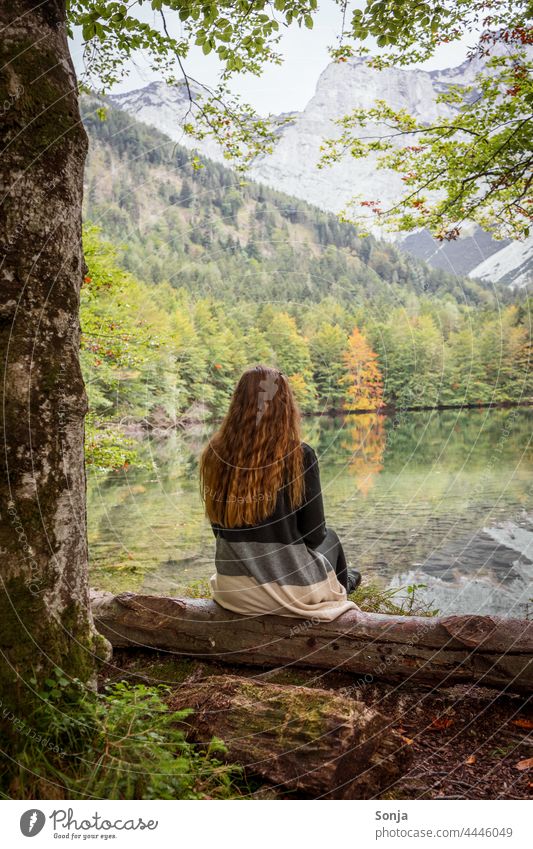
[209,443,357,620]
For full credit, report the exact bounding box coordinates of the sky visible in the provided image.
[70,0,474,115]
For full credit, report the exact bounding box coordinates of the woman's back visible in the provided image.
[201,365,357,620]
[209,441,357,620]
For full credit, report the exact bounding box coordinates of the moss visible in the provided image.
[101,651,216,687]
[123,657,199,685]
[134,657,199,684]
[275,688,334,728]
[1,42,87,164]
[257,669,312,687]
[0,579,97,723]
[235,679,331,742]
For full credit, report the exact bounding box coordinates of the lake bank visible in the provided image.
[105,398,533,436]
[88,407,533,618]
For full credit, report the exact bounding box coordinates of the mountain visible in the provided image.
[109,54,532,289]
[79,98,532,424]
[82,95,487,305]
[468,236,533,288]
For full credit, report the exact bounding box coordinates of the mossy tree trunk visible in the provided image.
[169,674,410,798]
[0,1,101,728]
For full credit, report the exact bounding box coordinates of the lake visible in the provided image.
[88,408,533,618]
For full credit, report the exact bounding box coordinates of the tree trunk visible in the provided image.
[169,674,411,798]
[92,591,533,693]
[0,1,103,726]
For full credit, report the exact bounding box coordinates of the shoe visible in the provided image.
[347,569,362,594]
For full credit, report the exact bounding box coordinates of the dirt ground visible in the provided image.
[101,650,533,800]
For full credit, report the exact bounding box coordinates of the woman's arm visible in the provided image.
[295,443,327,548]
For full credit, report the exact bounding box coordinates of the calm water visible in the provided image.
[88,409,533,617]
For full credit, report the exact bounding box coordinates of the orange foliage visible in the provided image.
[341,414,386,496]
[342,326,384,411]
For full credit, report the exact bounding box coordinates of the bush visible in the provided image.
[2,669,241,800]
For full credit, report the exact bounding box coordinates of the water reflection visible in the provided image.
[88,408,533,617]
[341,414,386,496]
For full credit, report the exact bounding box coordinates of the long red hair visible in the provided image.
[200,365,305,527]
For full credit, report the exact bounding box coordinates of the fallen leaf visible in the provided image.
[399,734,414,745]
[429,717,454,731]
[512,718,533,730]
[465,755,477,765]
[516,757,533,771]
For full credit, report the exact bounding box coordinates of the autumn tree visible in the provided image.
[342,326,384,410]
[341,414,386,495]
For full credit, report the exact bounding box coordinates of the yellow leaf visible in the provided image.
[399,734,414,745]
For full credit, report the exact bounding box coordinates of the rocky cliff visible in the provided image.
[110,52,532,288]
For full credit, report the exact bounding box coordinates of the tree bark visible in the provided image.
[0,1,104,725]
[92,591,533,693]
[169,674,411,798]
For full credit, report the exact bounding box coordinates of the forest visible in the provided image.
[80,99,532,473]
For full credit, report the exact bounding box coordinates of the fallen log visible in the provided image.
[91,591,533,693]
[168,673,410,799]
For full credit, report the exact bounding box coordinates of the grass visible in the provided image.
[177,578,212,598]
[349,580,440,617]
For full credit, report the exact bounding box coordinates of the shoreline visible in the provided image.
[101,399,533,435]
[315,399,533,417]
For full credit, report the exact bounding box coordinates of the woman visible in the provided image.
[200,365,361,620]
